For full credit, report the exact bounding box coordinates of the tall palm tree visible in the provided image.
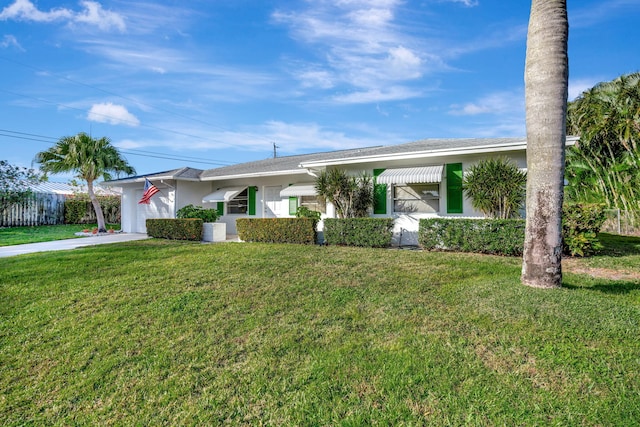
[521,0,569,289]
[35,132,135,232]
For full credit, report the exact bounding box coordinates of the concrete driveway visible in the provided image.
[0,233,149,258]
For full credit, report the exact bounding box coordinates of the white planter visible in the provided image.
[202,222,226,242]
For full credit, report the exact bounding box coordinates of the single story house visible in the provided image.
[104,137,576,246]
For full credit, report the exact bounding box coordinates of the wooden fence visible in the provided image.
[0,193,66,227]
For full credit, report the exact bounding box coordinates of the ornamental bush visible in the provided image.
[462,157,526,219]
[562,203,606,256]
[324,218,394,248]
[236,218,317,244]
[146,218,203,241]
[176,204,219,222]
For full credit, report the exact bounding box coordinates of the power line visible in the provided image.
[0,88,242,147]
[0,128,236,166]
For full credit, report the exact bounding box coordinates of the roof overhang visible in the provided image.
[202,186,247,203]
[376,166,443,184]
[200,168,309,181]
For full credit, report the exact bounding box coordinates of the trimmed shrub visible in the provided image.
[65,195,121,224]
[324,218,394,248]
[563,203,606,256]
[146,218,203,241]
[296,206,321,221]
[419,218,526,256]
[419,204,608,257]
[176,204,219,222]
[236,218,317,244]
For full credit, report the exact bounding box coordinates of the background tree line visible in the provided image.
[565,72,640,226]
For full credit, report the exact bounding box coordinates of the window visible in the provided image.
[227,188,248,214]
[393,184,439,213]
[300,195,326,214]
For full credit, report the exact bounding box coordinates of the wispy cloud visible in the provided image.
[0,0,126,32]
[442,0,479,7]
[1,34,23,50]
[87,102,140,126]
[570,0,639,28]
[272,0,431,103]
[116,119,403,157]
[449,90,523,116]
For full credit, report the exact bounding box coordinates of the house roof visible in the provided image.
[300,136,579,167]
[102,167,204,185]
[102,136,579,184]
[198,146,381,181]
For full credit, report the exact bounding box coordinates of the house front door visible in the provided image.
[263,186,282,218]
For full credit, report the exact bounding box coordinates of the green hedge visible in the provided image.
[146,218,203,241]
[324,218,394,248]
[419,203,607,257]
[65,195,121,224]
[236,218,317,244]
[419,218,525,256]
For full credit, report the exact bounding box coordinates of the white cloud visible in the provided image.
[333,86,421,104]
[297,69,335,89]
[87,103,140,126]
[449,90,523,116]
[445,0,479,7]
[73,1,126,32]
[273,0,433,103]
[1,34,23,50]
[0,0,72,22]
[0,0,125,32]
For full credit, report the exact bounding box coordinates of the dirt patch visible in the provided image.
[563,258,640,281]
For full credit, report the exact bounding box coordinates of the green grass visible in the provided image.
[0,224,121,246]
[1,238,639,425]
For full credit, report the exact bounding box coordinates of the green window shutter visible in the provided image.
[373,168,387,215]
[216,202,224,216]
[446,163,463,214]
[289,197,298,215]
[248,186,257,216]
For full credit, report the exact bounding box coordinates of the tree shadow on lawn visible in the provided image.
[562,275,640,294]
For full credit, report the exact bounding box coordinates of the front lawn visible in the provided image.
[1,238,639,425]
[0,224,121,246]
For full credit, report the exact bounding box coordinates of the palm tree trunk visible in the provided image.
[521,0,569,289]
[87,180,107,232]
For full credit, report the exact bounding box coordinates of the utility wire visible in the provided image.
[0,129,236,166]
[0,88,244,149]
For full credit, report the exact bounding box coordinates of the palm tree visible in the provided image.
[315,169,373,218]
[566,72,640,224]
[35,132,135,232]
[521,0,569,289]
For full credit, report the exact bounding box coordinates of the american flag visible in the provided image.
[138,178,160,204]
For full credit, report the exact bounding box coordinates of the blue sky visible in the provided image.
[1,0,638,181]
